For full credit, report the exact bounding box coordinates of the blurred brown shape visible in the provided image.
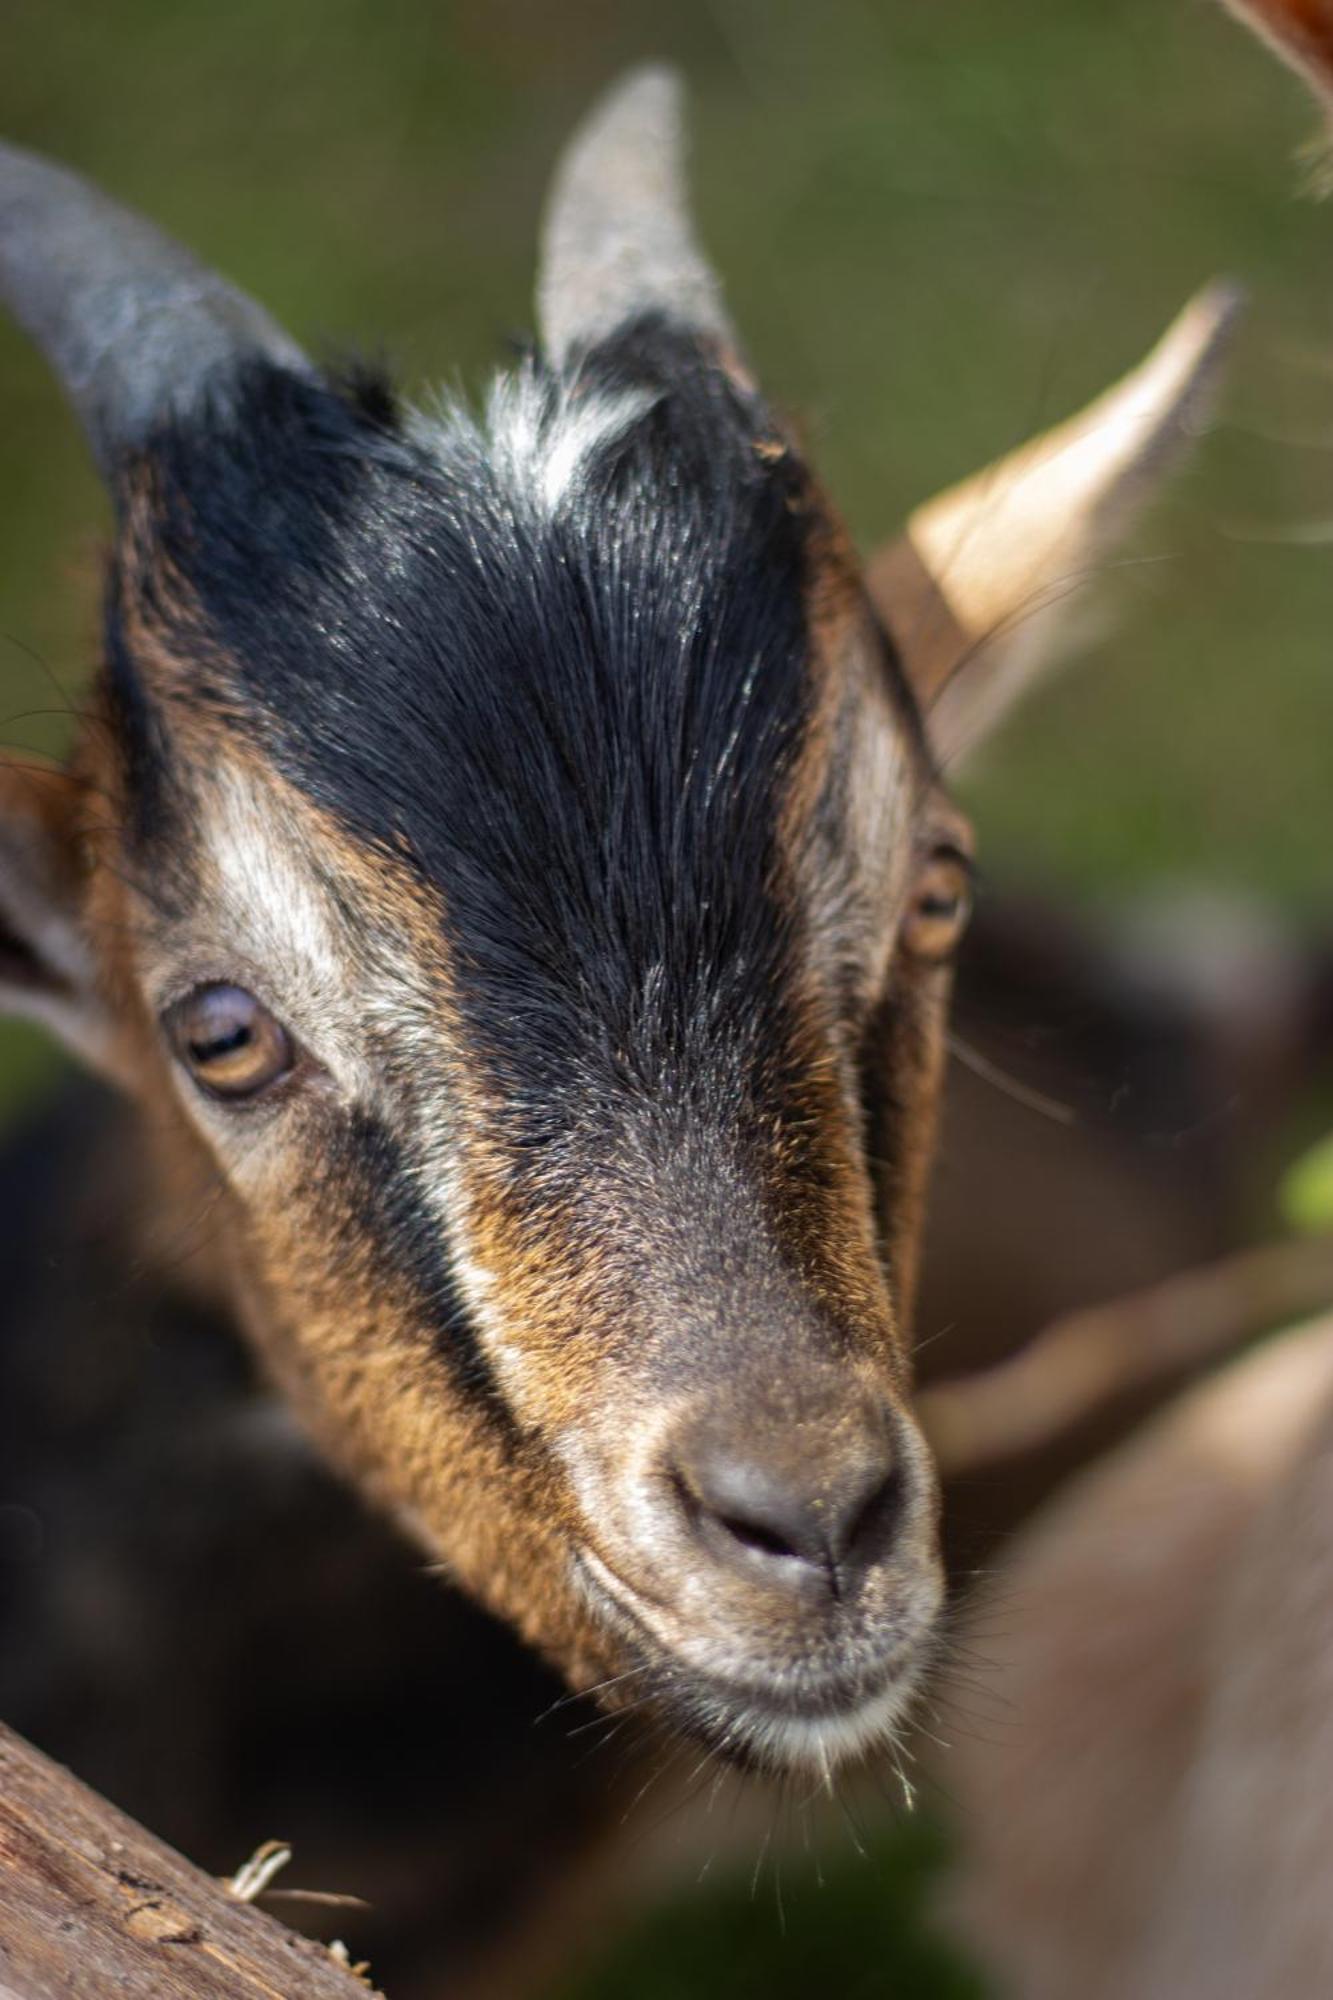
[939,1301,1333,1998]
[921,1233,1333,1475]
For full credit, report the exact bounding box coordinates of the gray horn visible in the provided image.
[0,139,310,479]
[538,66,736,366]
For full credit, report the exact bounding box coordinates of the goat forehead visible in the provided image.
[121,340,920,1113]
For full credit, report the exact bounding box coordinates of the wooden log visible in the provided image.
[0,1723,382,1999]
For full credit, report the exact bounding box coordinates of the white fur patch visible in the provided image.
[200,769,345,988]
[419,1154,543,1412]
[486,369,655,515]
[141,765,416,1121]
[415,367,654,520]
[715,1663,928,1777]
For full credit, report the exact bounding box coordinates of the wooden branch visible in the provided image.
[0,1723,382,2000]
[919,1235,1333,1476]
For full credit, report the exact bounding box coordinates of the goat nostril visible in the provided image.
[668,1419,904,1593]
[842,1464,904,1567]
[712,1510,803,1564]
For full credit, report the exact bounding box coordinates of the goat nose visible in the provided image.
[669,1411,902,1595]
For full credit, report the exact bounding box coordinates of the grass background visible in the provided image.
[1,1,1329,1991]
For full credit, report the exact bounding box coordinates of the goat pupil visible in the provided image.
[192,1023,249,1063]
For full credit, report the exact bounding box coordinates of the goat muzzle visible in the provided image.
[564,1376,943,1771]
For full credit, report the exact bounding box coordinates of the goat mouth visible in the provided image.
[571,1546,936,1775]
[641,1656,932,1776]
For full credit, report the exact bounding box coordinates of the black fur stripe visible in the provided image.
[131,324,822,1165]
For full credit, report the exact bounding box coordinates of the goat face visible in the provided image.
[0,72,1235,1771]
[96,325,957,1771]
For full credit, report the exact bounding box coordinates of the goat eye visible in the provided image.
[903,851,973,963]
[164,983,295,1101]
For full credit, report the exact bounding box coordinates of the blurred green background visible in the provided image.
[1,1,1329,1992]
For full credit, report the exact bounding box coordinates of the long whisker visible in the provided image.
[946,1032,1079,1126]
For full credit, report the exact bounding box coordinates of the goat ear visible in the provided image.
[537,65,736,367]
[0,760,116,1076]
[869,284,1241,772]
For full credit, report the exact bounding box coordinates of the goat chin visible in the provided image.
[573,1547,942,1778]
[672,1667,931,1778]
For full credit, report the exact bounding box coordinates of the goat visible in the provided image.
[0,68,1234,1797]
